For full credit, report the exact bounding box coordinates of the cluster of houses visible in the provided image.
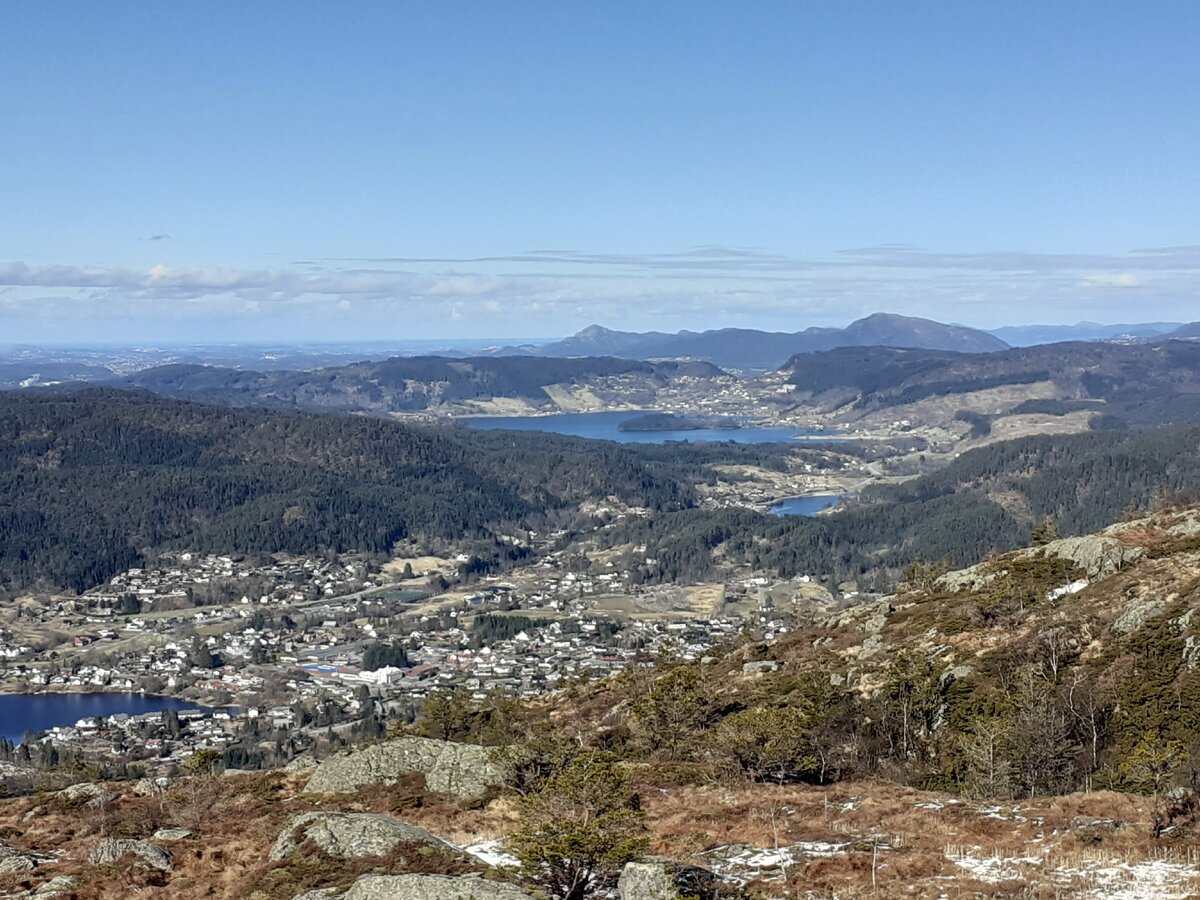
[92,553,379,610]
[2,535,839,764]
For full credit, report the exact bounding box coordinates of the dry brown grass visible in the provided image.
[0,762,1193,898]
[0,768,518,900]
[624,778,1197,899]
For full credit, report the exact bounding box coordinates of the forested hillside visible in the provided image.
[784,338,1200,427]
[0,389,710,593]
[116,355,723,415]
[595,421,1200,588]
[869,422,1200,534]
[7,385,1200,596]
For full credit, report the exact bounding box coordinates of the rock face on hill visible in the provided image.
[304,735,502,799]
[342,873,536,900]
[1025,534,1142,579]
[618,858,723,899]
[270,812,453,861]
[88,838,173,871]
[0,840,40,873]
[936,532,1144,594]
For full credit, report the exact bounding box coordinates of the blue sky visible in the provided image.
[3,1,1199,342]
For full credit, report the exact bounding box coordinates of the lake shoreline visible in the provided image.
[0,691,219,744]
[464,410,828,444]
[768,493,849,517]
[0,683,229,707]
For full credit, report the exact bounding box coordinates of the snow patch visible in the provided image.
[947,849,1200,898]
[462,839,520,869]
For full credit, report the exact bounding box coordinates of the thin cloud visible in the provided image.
[0,261,433,300]
[838,244,1200,273]
[321,245,817,274]
[3,243,1200,340]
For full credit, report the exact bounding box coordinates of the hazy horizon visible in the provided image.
[1,314,1189,354]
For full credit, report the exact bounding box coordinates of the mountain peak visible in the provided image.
[575,324,617,339]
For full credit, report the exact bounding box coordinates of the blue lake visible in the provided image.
[465,411,825,444]
[0,693,209,743]
[769,494,846,517]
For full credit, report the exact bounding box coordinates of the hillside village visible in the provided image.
[0,532,830,770]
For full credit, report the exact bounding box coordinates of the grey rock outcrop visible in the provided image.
[292,890,343,900]
[305,736,502,799]
[55,782,107,805]
[1113,597,1167,634]
[1023,535,1142,580]
[619,858,723,900]
[937,533,1143,595]
[35,876,81,897]
[0,840,40,873]
[822,597,893,632]
[89,838,173,871]
[940,665,975,686]
[1167,512,1200,537]
[936,563,996,594]
[344,874,536,900]
[23,877,81,898]
[152,827,193,841]
[741,660,778,676]
[269,811,454,861]
[132,776,171,796]
[284,755,319,773]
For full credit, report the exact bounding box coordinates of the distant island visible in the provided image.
[617,412,742,432]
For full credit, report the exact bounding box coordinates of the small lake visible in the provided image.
[0,693,210,743]
[465,411,825,444]
[769,494,846,517]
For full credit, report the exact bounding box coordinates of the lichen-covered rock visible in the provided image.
[858,633,883,659]
[151,827,193,841]
[936,563,997,594]
[55,782,107,805]
[343,874,536,900]
[292,890,343,900]
[1112,597,1167,634]
[821,597,892,630]
[89,838,173,871]
[1166,512,1200,537]
[741,660,778,676]
[940,665,974,685]
[304,735,502,798]
[31,876,81,898]
[618,858,723,900]
[1022,535,1142,580]
[284,755,319,773]
[269,811,454,861]
[132,776,170,796]
[0,840,52,873]
[0,840,39,873]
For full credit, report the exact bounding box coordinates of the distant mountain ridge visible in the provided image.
[115,355,724,416]
[780,339,1200,429]
[1167,321,1200,338]
[536,313,1008,369]
[987,321,1184,346]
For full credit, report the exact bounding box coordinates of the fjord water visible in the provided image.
[465,411,823,443]
[0,693,208,743]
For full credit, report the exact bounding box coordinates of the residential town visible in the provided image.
[0,540,845,771]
